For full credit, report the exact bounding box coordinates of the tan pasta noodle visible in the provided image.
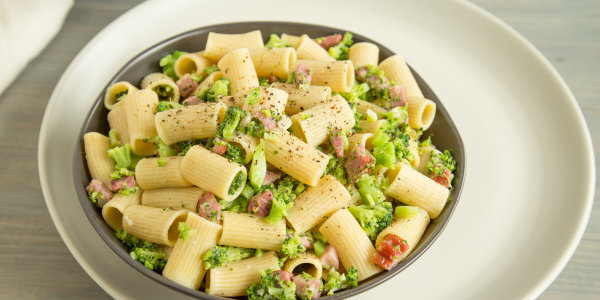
[406,95,436,131]
[83,132,114,188]
[385,162,449,219]
[122,204,188,246]
[319,208,383,281]
[378,55,423,98]
[269,83,332,115]
[264,127,329,186]
[107,104,129,145]
[296,34,335,61]
[140,72,180,103]
[281,33,301,48]
[218,48,260,97]
[356,99,388,117]
[248,47,297,78]
[218,212,286,250]
[347,132,374,153]
[375,207,430,260]
[135,157,192,190]
[349,42,379,68]
[242,86,288,115]
[180,146,247,201]
[141,187,205,211]
[192,71,224,96]
[123,89,158,156]
[283,252,323,280]
[155,102,227,145]
[286,175,352,233]
[203,30,264,61]
[104,81,138,110]
[294,59,354,93]
[174,51,214,78]
[206,251,280,297]
[163,212,222,289]
[101,188,141,230]
[290,94,355,147]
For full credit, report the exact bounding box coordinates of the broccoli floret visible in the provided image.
[130,247,167,271]
[245,119,266,138]
[205,78,230,102]
[224,144,246,165]
[322,266,358,295]
[217,106,247,140]
[204,64,219,75]
[245,87,261,105]
[115,89,128,102]
[264,176,300,224]
[246,269,297,300]
[107,144,143,170]
[324,154,347,185]
[177,222,195,242]
[280,230,306,258]
[373,140,396,168]
[328,32,353,60]
[355,174,386,206]
[428,149,456,175]
[110,168,135,180]
[340,82,369,103]
[108,129,121,148]
[159,50,187,80]
[156,101,183,113]
[419,134,433,149]
[115,229,150,250]
[220,196,250,213]
[202,246,256,269]
[348,201,393,241]
[265,34,292,49]
[149,136,178,157]
[229,171,246,195]
[177,139,203,156]
[259,77,271,87]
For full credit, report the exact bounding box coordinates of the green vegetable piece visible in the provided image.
[280,231,306,258]
[313,241,327,257]
[130,247,167,271]
[355,174,386,206]
[108,129,121,148]
[395,206,421,219]
[219,196,249,213]
[348,201,393,241]
[245,87,261,105]
[156,101,183,113]
[265,34,292,49]
[371,126,390,147]
[217,105,247,140]
[107,144,143,170]
[202,246,256,269]
[249,139,266,189]
[327,32,354,60]
[110,168,135,180]
[115,89,128,102]
[204,64,219,75]
[157,157,166,167]
[159,50,187,80]
[224,144,246,165]
[373,141,396,168]
[324,154,347,185]
[259,76,270,87]
[228,171,246,195]
[241,185,255,199]
[205,78,230,102]
[152,84,175,101]
[246,269,297,300]
[177,222,195,242]
[150,136,178,157]
[177,139,202,156]
[322,267,359,295]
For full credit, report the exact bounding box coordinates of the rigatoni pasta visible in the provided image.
[294,59,354,93]
[218,212,286,250]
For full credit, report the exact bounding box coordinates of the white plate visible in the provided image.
[38,0,594,299]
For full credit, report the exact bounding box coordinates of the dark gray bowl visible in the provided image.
[74,21,465,299]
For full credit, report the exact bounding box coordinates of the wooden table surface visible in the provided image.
[0,0,597,298]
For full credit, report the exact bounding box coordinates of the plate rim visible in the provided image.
[37,0,595,299]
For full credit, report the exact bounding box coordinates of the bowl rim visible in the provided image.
[72,20,465,300]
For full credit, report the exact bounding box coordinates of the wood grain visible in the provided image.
[0,0,597,299]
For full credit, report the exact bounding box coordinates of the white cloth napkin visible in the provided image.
[0,0,73,95]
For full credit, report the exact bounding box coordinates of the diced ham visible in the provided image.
[255,110,277,132]
[431,167,452,188]
[182,95,203,106]
[86,179,112,208]
[389,85,407,108]
[319,245,340,271]
[344,144,375,183]
[295,64,312,87]
[301,235,314,249]
[366,74,389,91]
[212,138,227,155]
[371,234,409,270]
[197,192,221,223]
[176,74,198,98]
[247,190,273,217]
[267,74,278,83]
[110,175,136,192]
[263,170,282,185]
[274,270,294,283]
[317,33,343,50]
[330,129,345,158]
[293,275,321,299]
